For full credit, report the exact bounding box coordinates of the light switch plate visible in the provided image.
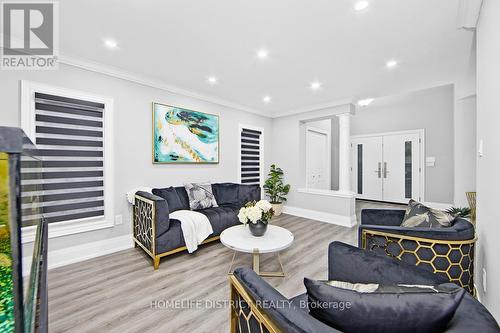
[115,215,123,225]
[425,156,436,167]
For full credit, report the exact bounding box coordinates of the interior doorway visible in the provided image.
[351,130,424,203]
[305,126,331,189]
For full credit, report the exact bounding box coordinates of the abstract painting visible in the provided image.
[153,103,219,163]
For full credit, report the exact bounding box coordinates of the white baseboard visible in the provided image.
[23,234,133,276]
[283,206,357,228]
[423,202,453,210]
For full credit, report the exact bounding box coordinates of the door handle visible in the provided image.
[374,162,381,178]
[383,162,389,178]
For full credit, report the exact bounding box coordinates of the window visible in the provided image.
[405,141,412,198]
[21,81,114,242]
[239,126,263,185]
[357,144,363,194]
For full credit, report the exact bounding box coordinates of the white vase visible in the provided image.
[272,203,283,216]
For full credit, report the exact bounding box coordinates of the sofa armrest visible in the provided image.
[361,209,406,226]
[359,219,475,245]
[328,241,446,285]
[134,191,170,255]
[232,267,339,333]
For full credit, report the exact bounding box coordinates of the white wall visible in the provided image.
[351,85,455,204]
[0,64,272,255]
[454,38,477,207]
[453,95,476,207]
[476,0,500,320]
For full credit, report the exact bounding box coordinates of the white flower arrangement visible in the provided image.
[238,200,274,224]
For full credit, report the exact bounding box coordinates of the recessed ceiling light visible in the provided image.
[103,38,118,49]
[354,1,369,11]
[386,60,398,68]
[358,98,374,106]
[262,95,271,103]
[257,49,269,60]
[310,81,322,91]
[207,76,218,85]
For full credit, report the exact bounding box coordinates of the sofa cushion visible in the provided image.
[304,278,465,333]
[212,183,240,205]
[401,200,456,228]
[155,219,185,254]
[238,184,261,205]
[174,186,190,209]
[152,187,184,212]
[184,182,218,210]
[196,205,240,235]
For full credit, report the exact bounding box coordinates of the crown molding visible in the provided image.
[57,54,271,118]
[457,0,483,30]
[272,98,355,118]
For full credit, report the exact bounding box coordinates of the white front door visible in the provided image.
[351,130,422,203]
[351,136,384,200]
[383,133,421,203]
[306,127,330,189]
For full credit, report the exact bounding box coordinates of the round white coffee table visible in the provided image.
[220,224,294,277]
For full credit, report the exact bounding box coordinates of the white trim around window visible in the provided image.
[20,80,114,243]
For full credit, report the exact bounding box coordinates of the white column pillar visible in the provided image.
[337,113,351,193]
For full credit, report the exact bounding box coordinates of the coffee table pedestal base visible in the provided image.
[227,248,286,277]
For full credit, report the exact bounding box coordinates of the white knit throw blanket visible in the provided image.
[169,210,213,253]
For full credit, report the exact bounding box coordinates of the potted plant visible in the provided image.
[263,164,290,216]
[238,200,274,237]
[445,207,471,219]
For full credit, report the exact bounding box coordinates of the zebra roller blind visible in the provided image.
[21,92,105,226]
[240,128,262,185]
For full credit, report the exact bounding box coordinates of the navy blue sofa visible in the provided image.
[133,183,260,269]
[358,209,476,294]
[229,242,499,333]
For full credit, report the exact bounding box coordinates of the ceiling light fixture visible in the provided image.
[310,81,322,91]
[358,98,374,106]
[354,1,369,11]
[103,38,118,49]
[386,59,398,68]
[257,49,269,60]
[207,76,218,85]
[262,95,271,103]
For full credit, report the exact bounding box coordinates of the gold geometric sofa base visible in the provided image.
[133,194,220,269]
[361,229,476,295]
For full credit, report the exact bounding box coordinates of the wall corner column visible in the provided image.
[336,107,354,193]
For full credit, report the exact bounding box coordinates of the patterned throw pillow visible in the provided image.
[184,182,218,210]
[401,199,456,228]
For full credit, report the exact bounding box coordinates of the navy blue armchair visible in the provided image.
[229,242,498,333]
[358,209,476,294]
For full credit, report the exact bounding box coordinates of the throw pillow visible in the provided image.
[401,199,456,228]
[212,183,240,205]
[152,187,185,212]
[304,278,465,333]
[238,184,261,204]
[184,182,218,210]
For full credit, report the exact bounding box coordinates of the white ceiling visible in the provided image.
[58,0,474,117]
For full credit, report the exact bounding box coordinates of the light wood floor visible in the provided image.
[48,200,403,333]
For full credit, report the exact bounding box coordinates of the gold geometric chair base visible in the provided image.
[361,229,476,295]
